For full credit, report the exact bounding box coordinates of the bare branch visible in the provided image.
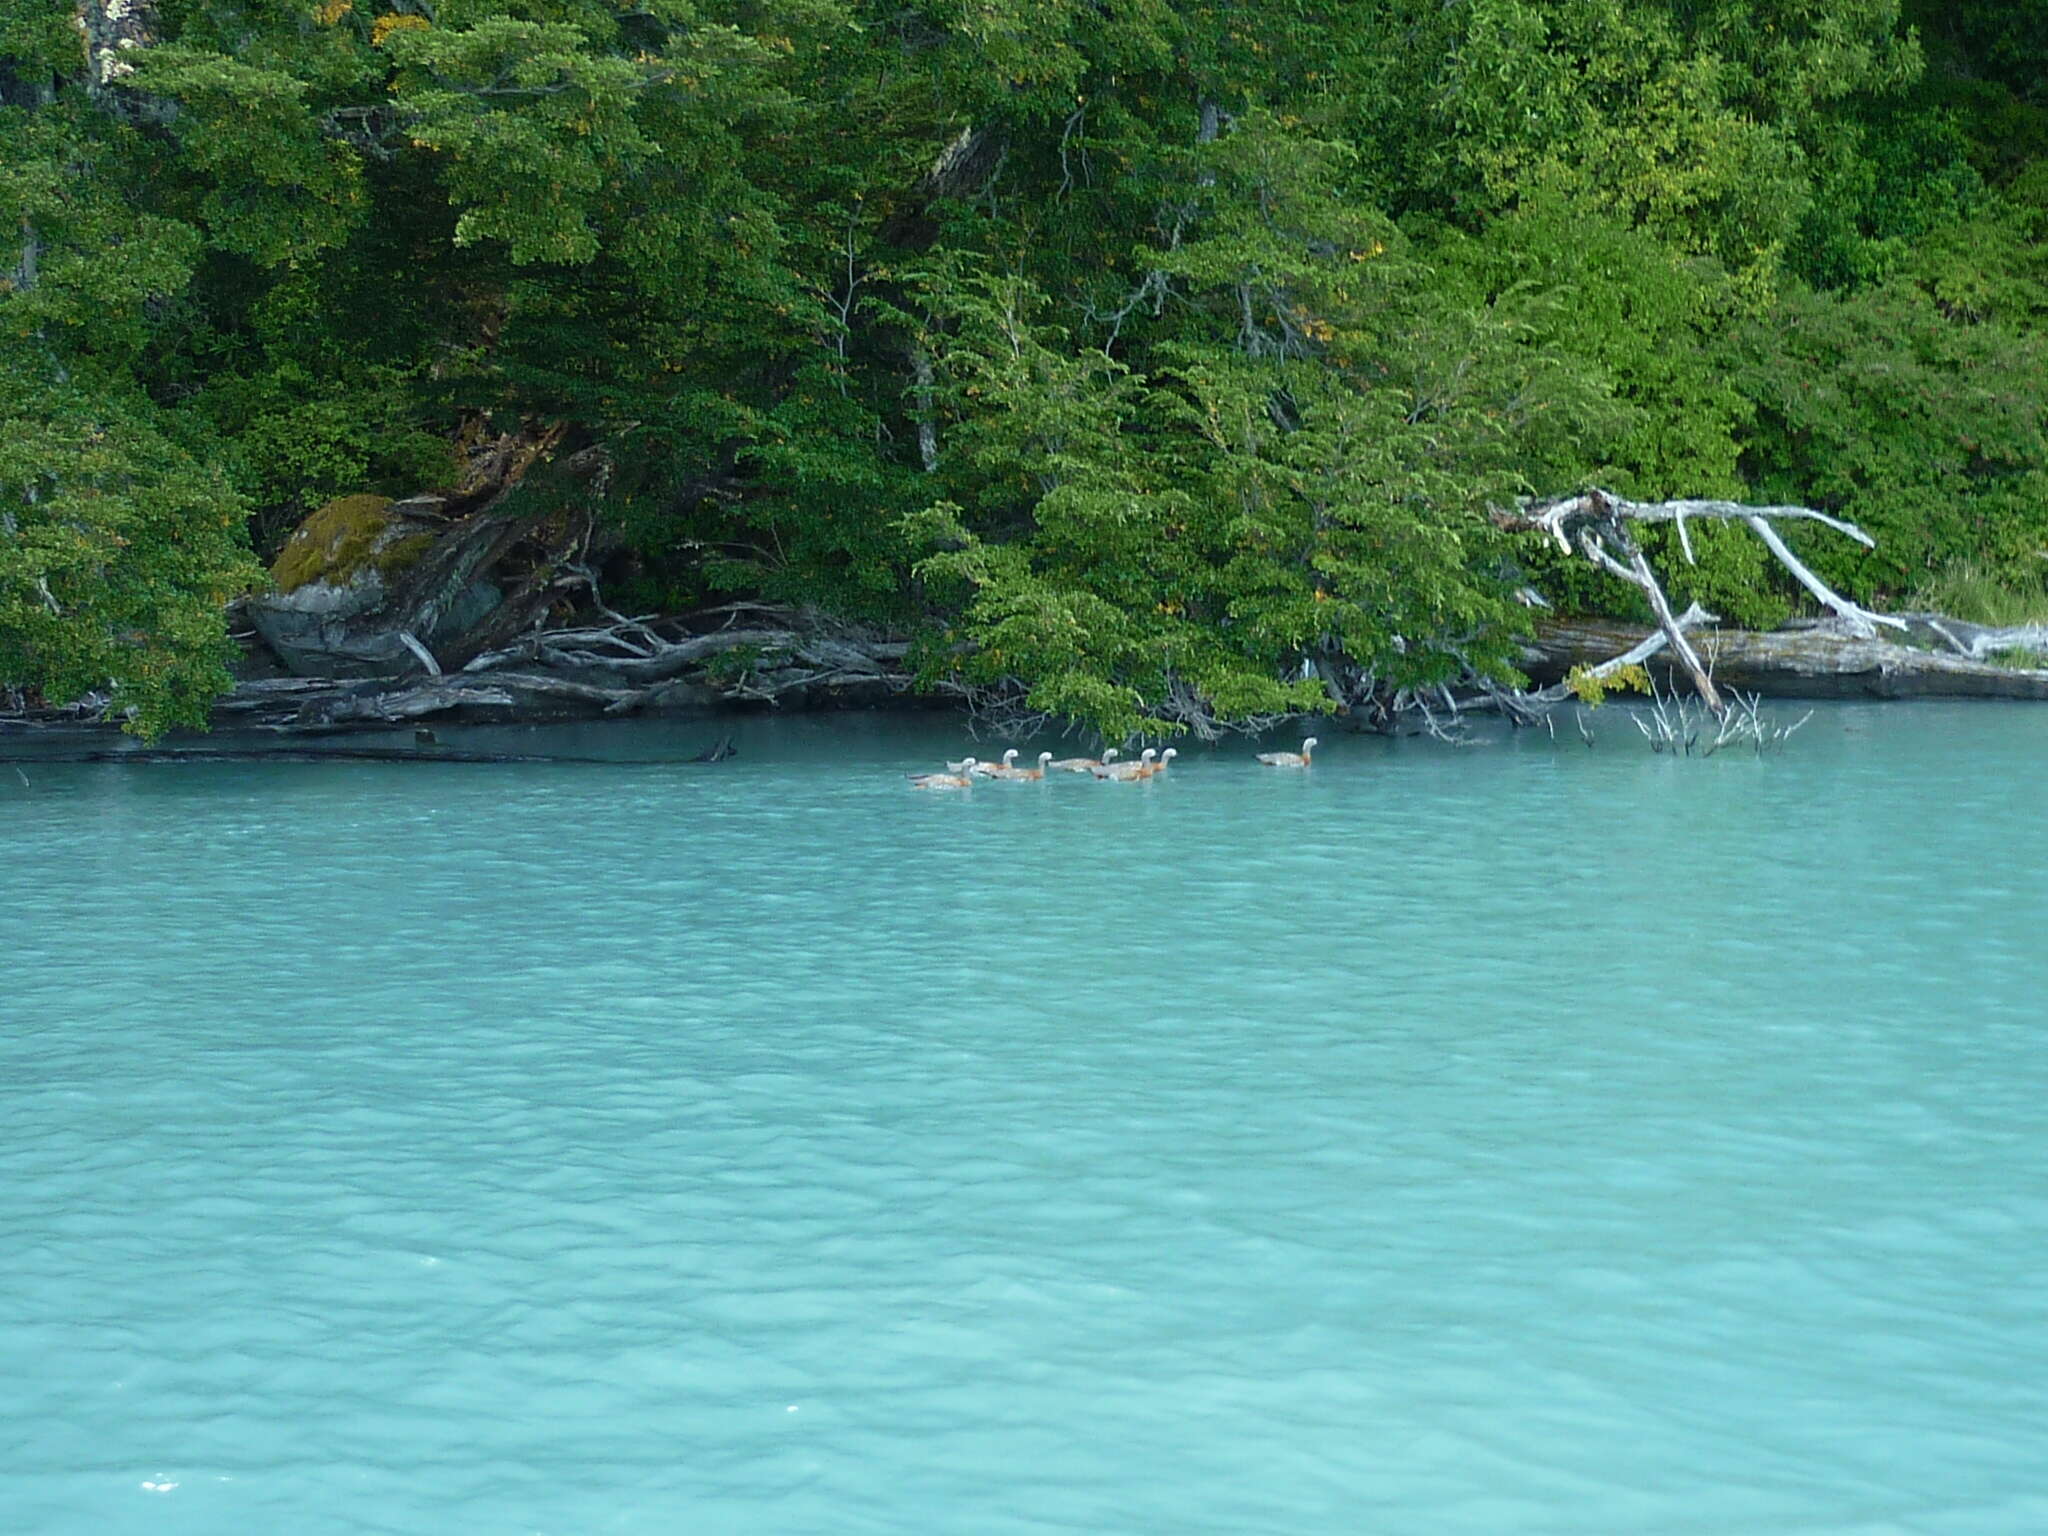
[1500,488,1915,713]
[1742,515,1905,636]
[1517,491,1878,550]
[395,630,441,676]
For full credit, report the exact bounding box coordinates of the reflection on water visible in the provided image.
[5,704,2048,1534]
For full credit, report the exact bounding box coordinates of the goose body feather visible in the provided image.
[1048,747,1117,773]
[910,758,976,789]
[1254,736,1318,768]
[986,751,1055,780]
[1093,748,1158,780]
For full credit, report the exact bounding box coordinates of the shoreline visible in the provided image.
[6,615,2047,747]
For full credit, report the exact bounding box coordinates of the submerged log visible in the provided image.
[1522,619,2048,701]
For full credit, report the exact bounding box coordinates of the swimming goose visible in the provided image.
[987,751,1055,781]
[1047,747,1117,773]
[1142,747,1179,777]
[971,749,1021,778]
[946,747,1006,773]
[910,758,976,789]
[1255,736,1317,768]
[1093,748,1158,781]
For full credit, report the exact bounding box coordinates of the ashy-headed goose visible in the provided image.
[910,758,975,789]
[1093,748,1158,781]
[971,749,1021,778]
[1142,747,1179,777]
[1255,736,1317,768]
[988,751,1055,781]
[1048,747,1117,773]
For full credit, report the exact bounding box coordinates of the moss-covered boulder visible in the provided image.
[248,494,500,677]
[269,495,435,595]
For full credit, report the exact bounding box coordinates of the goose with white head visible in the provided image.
[1093,748,1158,781]
[1048,747,1117,773]
[987,751,1055,781]
[1255,737,1317,768]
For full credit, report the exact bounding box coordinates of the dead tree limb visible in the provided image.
[1532,491,1724,710]
[1740,516,1903,637]
[1459,602,1717,725]
[1521,493,1880,549]
[1502,489,1913,712]
[1625,535,1722,712]
[1896,617,2048,660]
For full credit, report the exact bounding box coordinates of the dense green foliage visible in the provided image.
[3,0,2044,733]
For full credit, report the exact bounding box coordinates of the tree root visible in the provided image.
[206,603,923,730]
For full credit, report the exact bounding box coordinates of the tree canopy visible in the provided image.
[3,0,2044,734]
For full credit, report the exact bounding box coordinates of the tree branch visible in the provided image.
[1501,489,1914,710]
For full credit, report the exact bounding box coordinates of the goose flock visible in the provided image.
[908,738,1315,789]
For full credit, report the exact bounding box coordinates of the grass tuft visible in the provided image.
[1907,559,2048,627]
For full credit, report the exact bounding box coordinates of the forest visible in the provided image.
[4,0,2046,738]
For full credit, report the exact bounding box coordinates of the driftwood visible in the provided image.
[1389,491,2048,736]
[1629,681,1814,758]
[689,735,737,762]
[1500,490,1916,714]
[1892,615,2048,662]
[1521,618,2048,701]
[207,601,925,730]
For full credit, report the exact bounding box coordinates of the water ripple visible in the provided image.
[4,705,2047,1533]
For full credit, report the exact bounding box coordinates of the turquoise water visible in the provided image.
[5,704,2048,1535]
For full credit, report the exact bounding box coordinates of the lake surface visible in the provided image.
[5,704,2047,1534]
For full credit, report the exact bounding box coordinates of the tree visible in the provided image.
[2,0,2043,738]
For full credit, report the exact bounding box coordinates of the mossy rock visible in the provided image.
[252,491,508,678]
[270,495,435,594]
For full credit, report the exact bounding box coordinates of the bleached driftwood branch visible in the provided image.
[1895,615,2048,661]
[1525,494,1877,547]
[1537,601,1717,699]
[1740,516,1904,637]
[1504,489,1910,711]
[1519,490,1904,638]
[1457,602,1717,728]
[1510,491,1727,709]
[1631,676,1814,758]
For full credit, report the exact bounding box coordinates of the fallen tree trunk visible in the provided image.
[1521,619,2048,701]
